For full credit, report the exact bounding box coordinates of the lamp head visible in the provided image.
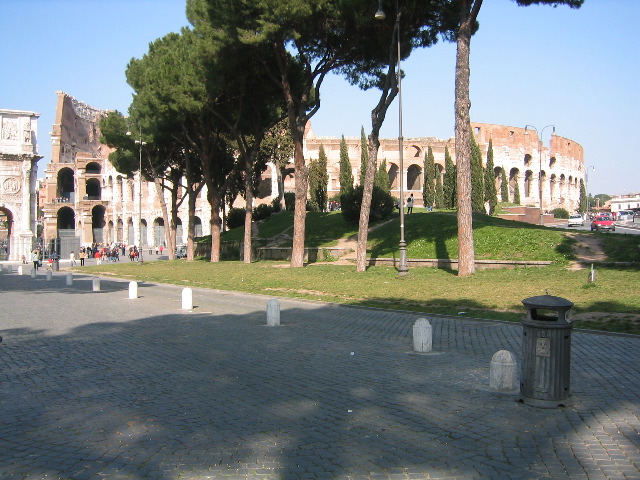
[375,0,385,20]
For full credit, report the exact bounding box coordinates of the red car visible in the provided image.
[591,214,615,232]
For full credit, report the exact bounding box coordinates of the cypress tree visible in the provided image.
[435,166,444,209]
[443,146,456,209]
[513,176,521,205]
[423,146,436,209]
[339,136,354,196]
[578,179,587,213]
[359,127,368,186]
[484,139,498,215]
[470,130,485,213]
[309,145,328,212]
[375,159,390,193]
[500,168,509,202]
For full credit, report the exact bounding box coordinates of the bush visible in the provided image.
[552,208,569,219]
[271,197,282,213]
[340,185,395,225]
[253,203,274,222]
[284,192,295,211]
[226,207,245,230]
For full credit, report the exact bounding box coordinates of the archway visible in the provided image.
[116,219,124,244]
[0,207,13,260]
[175,218,183,245]
[127,218,134,245]
[86,178,101,200]
[509,168,520,203]
[91,205,106,244]
[407,164,422,191]
[524,170,533,198]
[194,216,203,238]
[86,162,101,174]
[388,163,399,190]
[154,218,165,247]
[57,167,75,202]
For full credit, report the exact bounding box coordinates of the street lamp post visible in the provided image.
[585,165,595,214]
[126,127,146,264]
[376,0,408,276]
[524,124,555,225]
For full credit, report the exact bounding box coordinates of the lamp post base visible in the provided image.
[398,240,409,276]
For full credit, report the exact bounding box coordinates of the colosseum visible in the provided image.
[303,122,585,212]
[39,92,584,256]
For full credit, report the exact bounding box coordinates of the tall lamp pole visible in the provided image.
[376,0,408,275]
[524,124,555,225]
[127,127,146,264]
[585,165,595,214]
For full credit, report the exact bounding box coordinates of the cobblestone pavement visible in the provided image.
[0,268,639,480]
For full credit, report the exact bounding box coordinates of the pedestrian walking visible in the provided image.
[406,193,414,214]
[70,251,76,266]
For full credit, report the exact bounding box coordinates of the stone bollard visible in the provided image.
[490,350,518,391]
[31,268,37,278]
[92,277,101,292]
[266,299,280,326]
[413,317,433,353]
[128,281,138,299]
[65,273,73,286]
[18,266,24,275]
[6,265,12,273]
[0,264,3,272]
[46,270,52,281]
[182,287,193,310]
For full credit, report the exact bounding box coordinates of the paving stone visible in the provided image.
[0,271,638,479]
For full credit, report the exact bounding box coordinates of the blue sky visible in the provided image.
[2,0,637,196]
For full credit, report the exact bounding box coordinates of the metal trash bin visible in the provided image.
[519,295,573,408]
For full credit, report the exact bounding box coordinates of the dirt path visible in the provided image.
[566,232,607,270]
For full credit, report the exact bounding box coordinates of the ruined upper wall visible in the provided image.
[51,91,111,164]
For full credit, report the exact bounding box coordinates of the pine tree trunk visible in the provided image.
[291,135,307,268]
[243,157,254,263]
[356,136,379,272]
[455,5,476,277]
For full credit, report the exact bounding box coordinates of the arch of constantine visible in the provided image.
[39,92,584,254]
[0,109,41,261]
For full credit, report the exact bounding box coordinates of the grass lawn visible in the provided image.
[81,209,640,335]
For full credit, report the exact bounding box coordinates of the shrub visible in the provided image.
[271,197,282,213]
[226,207,245,230]
[340,185,395,225]
[552,208,569,219]
[284,192,295,211]
[253,203,274,222]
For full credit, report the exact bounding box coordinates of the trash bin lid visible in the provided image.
[522,295,574,310]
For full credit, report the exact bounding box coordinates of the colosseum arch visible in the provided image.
[410,145,422,158]
[91,205,106,243]
[407,164,422,191]
[86,177,101,200]
[57,167,75,202]
[509,168,520,202]
[86,161,101,174]
[116,218,124,243]
[524,170,534,198]
[0,207,14,260]
[127,217,134,245]
[153,217,165,247]
[550,174,557,200]
[388,163,399,190]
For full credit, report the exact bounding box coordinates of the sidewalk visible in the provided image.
[0,270,638,480]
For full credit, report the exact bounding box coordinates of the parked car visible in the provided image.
[591,215,615,232]
[176,245,187,259]
[567,214,584,227]
[616,210,634,222]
